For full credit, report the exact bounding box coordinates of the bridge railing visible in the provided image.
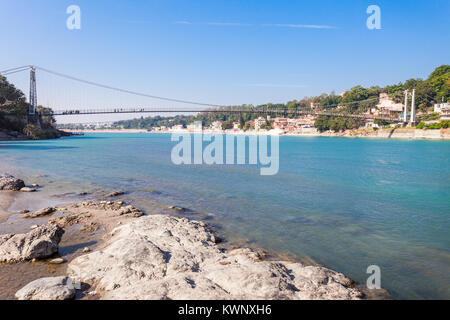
[41,107,401,122]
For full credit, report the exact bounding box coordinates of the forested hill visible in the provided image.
[111,65,449,130]
[0,75,66,140]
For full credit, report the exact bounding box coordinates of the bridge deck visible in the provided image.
[43,108,401,122]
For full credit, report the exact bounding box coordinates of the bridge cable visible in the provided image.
[0,66,31,76]
[34,65,226,109]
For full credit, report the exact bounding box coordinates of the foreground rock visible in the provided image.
[68,215,362,300]
[49,201,144,232]
[0,174,25,191]
[15,276,75,300]
[0,224,65,263]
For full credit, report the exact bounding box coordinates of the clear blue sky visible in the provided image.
[0,0,449,123]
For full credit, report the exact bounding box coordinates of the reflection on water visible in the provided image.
[0,133,449,299]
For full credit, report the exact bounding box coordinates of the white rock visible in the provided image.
[49,258,65,264]
[82,247,91,253]
[20,187,36,192]
[0,224,65,263]
[68,215,362,300]
[15,276,75,300]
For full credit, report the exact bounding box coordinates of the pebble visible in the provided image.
[30,225,38,230]
[82,247,91,253]
[49,258,65,264]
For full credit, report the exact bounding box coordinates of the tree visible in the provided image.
[427,65,450,103]
[239,114,245,129]
[374,119,390,127]
[221,121,233,130]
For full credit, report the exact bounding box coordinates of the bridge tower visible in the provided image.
[29,66,37,115]
[28,66,40,126]
[410,89,416,126]
[403,90,409,123]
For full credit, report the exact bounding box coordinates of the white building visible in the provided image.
[434,103,450,120]
[376,93,404,112]
[171,124,184,132]
[187,123,202,132]
[210,121,223,130]
[254,116,266,131]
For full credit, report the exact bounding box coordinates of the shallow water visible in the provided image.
[0,133,449,299]
[0,222,102,300]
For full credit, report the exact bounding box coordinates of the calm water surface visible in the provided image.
[0,133,449,299]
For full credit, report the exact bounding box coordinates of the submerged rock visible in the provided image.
[0,224,65,263]
[68,215,362,300]
[106,191,125,197]
[0,174,25,191]
[118,205,144,217]
[15,276,75,300]
[168,206,187,212]
[23,207,57,219]
[20,187,36,192]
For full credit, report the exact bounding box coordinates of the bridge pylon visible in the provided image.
[28,66,40,126]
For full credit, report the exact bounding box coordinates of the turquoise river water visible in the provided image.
[0,133,449,299]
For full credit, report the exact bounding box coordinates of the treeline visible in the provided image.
[112,115,193,129]
[112,65,449,131]
[0,76,62,139]
[314,116,364,132]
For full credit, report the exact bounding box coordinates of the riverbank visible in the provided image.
[69,127,450,140]
[2,134,447,299]
[0,127,72,141]
[0,173,382,300]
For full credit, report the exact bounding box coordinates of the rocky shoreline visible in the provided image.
[0,128,72,141]
[0,173,369,300]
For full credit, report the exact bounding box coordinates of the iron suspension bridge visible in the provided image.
[0,65,413,123]
[46,107,398,122]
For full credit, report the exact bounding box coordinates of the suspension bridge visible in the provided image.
[1,65,416,124]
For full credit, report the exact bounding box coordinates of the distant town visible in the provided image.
[58,93,450,136]
[53,65,449,139]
